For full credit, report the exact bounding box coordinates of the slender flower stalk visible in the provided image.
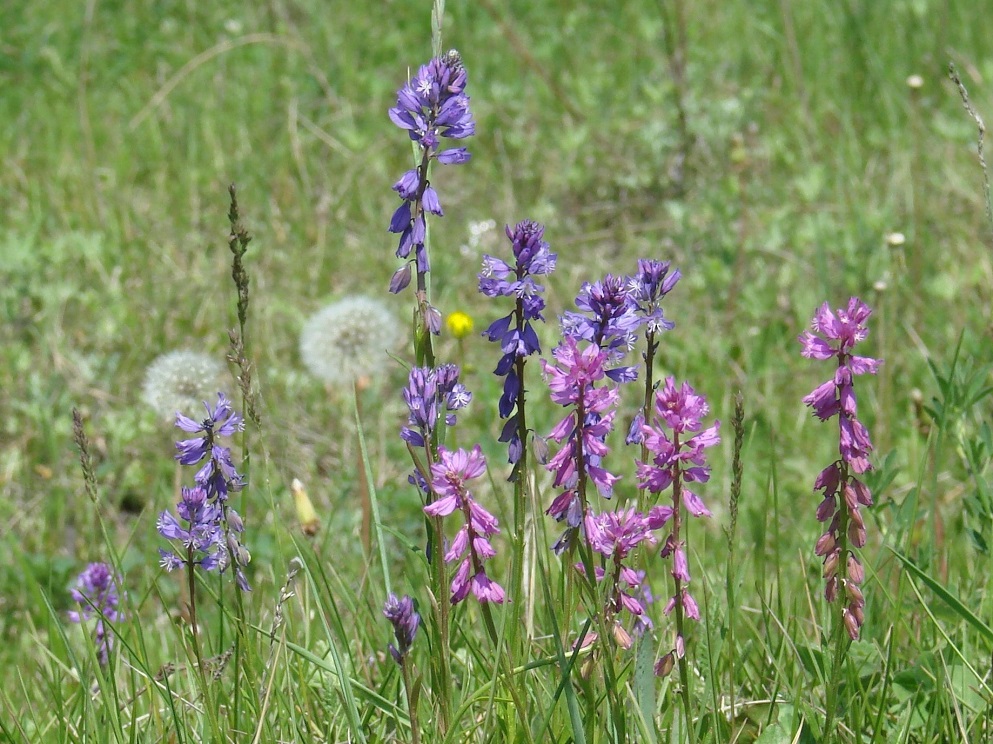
[68,562,126,667]
[638,377,720,736]
[399,363,471,732]
[799,298,880,739]
[388,51,475,365]
[624,260,681,510]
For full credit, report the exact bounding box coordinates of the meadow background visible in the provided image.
[2,0,992,741]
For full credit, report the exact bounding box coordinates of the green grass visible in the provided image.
[2,0,992,741]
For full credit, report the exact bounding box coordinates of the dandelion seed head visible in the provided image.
[300,296,400,385]
[142,351,226,421]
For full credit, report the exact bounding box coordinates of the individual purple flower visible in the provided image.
[68,562,126,666]
[637,378,720,625]
[800,297,880,640]
[388,51,474,296]
[561,275,641,382]
[542,337,622,553]
[478,220,557,466]
[383,593,421,664]
[423,445,504,604]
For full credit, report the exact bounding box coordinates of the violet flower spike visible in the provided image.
[68,562,127,666]
[561,274,641,382]
[800,297,880,640]
[423,445,505,604]
[387,51,475,296]
[479,220,557,465]
[171,392,252,591]
[626,259,680,335]
[383,593,421,664]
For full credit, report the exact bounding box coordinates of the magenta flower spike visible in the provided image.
[800,297,880,640]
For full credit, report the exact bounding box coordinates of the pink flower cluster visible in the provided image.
[424,445,505,604]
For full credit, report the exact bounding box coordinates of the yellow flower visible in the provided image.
[446,311,474,339]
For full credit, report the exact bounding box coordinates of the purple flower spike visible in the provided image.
[423,445,504,604]
[800,297,880,640]
[167,393,251,591]
[542,337,623,552]
[638,377,719,626]
[388,51,475,298]
[68,562,126,666]
[478,220,557,467]
[383,593,421,664]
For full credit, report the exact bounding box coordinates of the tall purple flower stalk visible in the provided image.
[424,445,505,604]
[159,393,251,592]
[800,298,880,640]
[637,378,720,628]
[387,51,475,342]
[543,337,621,553]
[478,220,556,467]
[68,562,126,666]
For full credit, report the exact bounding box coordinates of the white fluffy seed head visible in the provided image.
[299,296,401,385]
[142,350,226,420]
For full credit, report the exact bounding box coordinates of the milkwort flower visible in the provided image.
[165,392,252,591]
[542,337,621,553]
[387,51,474,306]
[479,220,556,466]
[800,298,880,640]
[561,274,641,382]
[637,378,720,625]
[68,562,126,666]
[383,593,421,663]
[423,446,504,604]
[625,259,680,446]
[582,507,656,648]
[157,485,225,572]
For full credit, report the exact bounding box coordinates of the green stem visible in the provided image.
[670,437,696,744]
[354,381,393,596]
[400,661,421,744]
[824,464,851,742]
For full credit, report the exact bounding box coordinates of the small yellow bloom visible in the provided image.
[446,311,474,339]
[291,478,320,537]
